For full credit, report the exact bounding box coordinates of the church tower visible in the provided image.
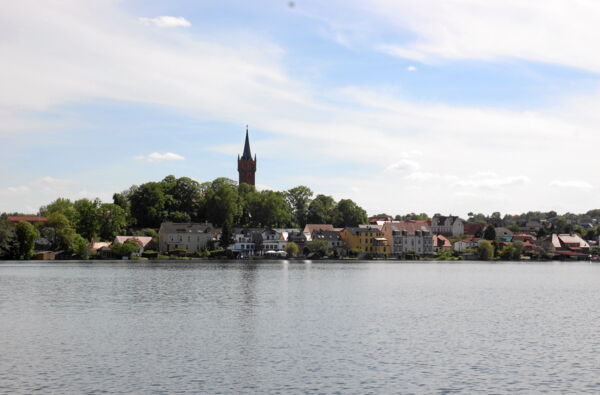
[237,126,256,186]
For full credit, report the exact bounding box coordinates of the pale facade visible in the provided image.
[431,215,464,237]
[158,222,216,253]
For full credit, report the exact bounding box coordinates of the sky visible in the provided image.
[1,0,600,217]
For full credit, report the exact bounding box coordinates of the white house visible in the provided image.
[431,215,464,237]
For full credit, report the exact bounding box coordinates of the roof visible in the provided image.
[345,226,381,234]
[384,221,431,235]
[463,222,484,235]
[241,127,252,160]
[7,216,48,224]
[159,222,215,234]
[303,224,335,234]
[433,234,452,247]
[114,236,152,248]
[90,242,111,251]
[312,230,342,241]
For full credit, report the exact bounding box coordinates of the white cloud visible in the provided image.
[138,16,191,28]
[550,180,594,190]
[365,0,600,73]
[453,174,530,190]
[134,152,185,162]
[406,65,417,72]
[386,159,420,173]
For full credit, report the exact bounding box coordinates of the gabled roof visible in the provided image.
[159,222,215,234]
[303,224,335,234]
[114,236,152,248]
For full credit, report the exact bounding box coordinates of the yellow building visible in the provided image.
[341,226,391,256]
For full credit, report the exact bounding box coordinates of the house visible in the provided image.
[432,235,452,253]
[512,233,536,243]
[287,230,309,251]
[311,229,345,255]
[521,220,542,232]
[230,228,263,255]
[431,214,464,237]
[545,234,590,259]
[382,221,432,256]
[495,227,514,242]
[33,251,57,260]
[454,237,482,252]
[463,222,484,236]
[90,241,112,258]
[7,215,48,225]
[114,236,153,254]
[341,226,391,256]
[158,222,216,254]
[260,228,299,253]
[368,215,392,224]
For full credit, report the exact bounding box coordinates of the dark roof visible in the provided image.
[345,227,381,234]
[241,127,252,160]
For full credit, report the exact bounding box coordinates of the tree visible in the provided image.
[43,213,79,252]
[247,190,293,227]
[483,225,496,241]
[74,198,101,240]
[307,194,336,224]
[161,175,201,217]
[220,218,233,249]
[40,198,79,224]
[285,186,313,227]
[203,178,240,227]
[285,242,299,257]
[130,182,167,228]
[0,220,16,259]
[15,221,39,259]
[478,240,494,261]
[333,199,367,227]
[111,238,141,257]
[304,240,328,257]
[97,203,127,240]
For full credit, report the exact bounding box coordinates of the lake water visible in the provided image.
[1,261,600,394]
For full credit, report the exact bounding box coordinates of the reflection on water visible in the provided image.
[1,261,600,394]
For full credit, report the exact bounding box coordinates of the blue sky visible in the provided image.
[2,0,600,216]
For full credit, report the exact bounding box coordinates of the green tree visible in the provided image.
[73,198,101,240]
[478,240,494,261]
[0,220,16,259]
[40,198,79,224]
[161,175,201,218]
[304,240,328,257]
[220,218,233,249]
[285,186,313,227]
[111,238,141,257]
[307,194,336,224]
[203,178,240,227]
[333,199,368,227]
[285,241,299,257]
[483,225,496,241]
[43,213,79,252]
[97,203,127,240]
[130,182,167,228]
[247,190,293,227]
[15,221,39,259]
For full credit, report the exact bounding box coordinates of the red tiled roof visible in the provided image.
[7,216,48,224]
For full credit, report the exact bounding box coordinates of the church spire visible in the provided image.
[241,125,252,160]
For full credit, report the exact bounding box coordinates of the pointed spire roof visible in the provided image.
[241,125,252,160]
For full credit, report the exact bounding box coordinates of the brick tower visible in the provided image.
[237,126,256,186]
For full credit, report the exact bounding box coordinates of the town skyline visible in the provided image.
[2,1,600,216]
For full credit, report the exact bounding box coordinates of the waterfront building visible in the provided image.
[158,222,216,254]
[341,226,390,256]
[113,236,153,254]
[454,237,482,252]
[544,233,590,259]
[311,229,346,256]
[237,126,256,186]
[387,221,433,256]
[431,214,464,236]
[432,234,452,253]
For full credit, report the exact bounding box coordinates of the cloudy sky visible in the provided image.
[1,0,599,216]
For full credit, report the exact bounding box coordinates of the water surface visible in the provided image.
[1,261,600,394]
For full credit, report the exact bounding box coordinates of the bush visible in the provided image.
[478,241,494,261]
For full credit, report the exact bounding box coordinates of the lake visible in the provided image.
[1,261,600,394]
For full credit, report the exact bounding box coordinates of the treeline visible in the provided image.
[0,175,368,259]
